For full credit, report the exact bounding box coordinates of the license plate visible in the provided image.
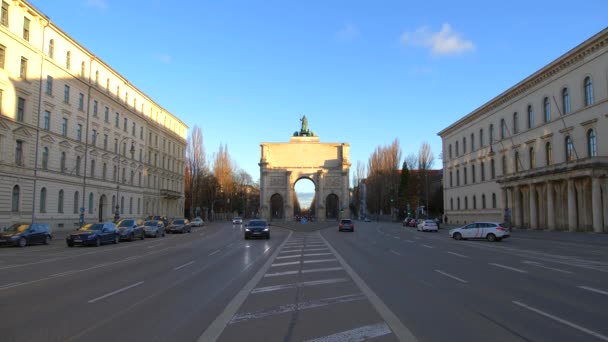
[74,239,82,242]
[253,232,261,235]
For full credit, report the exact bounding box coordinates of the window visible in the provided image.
[43,111,50,130]
[584,77,594,106]
[11,185,19,212]
[40,187,47,213]
[130,170,134,184]
[502,155,507,175]
[562,88,570,114]
[482,194,486,209]
[102,163,107,180]
[138,172,142,186]
[450,198,453,210]
[472,164,476,183]
[137,198,141,215]
[106,78,110,93]
[456,169,460,186]
[473,196,476,209]
[16,96,25,122]
[90,160,95,178]
[514,151,520,173]
[565,136,574,162]
[114,138,118,153]
[48,39,54,58]
[543,97,550,123]
[103,134,108,150]
[546,142,553,166]
[463,167,467,185]
[480,161,485,181]
[20,57,27,79]
[46,76,53,95]
[129,197,133,214]
[62,118,68,136]
[465,197,468,210]
[113,165,117,181]
[513,112,518,134]
[0,44,5,69]
[64,85,70,104]
[120,196,124,214]
[123,118,127,132]
[104,107,109,122]
[448,145,452,159]
[492,193,497,208]
[1,2,8,27]
[588,129,597,157]
[66,51,71,69]
[112,195,116,212]
[125,92,129,105]
[489,124,494,144]
[75,156,81,176]
[78,93,84,110]
[455,141,459,156]
[91,129,97,145]
[60,152,66,172]
[140,127,144,140]
[457,197,460,210]
[479,129,484,148]
[95,71,99,86]
[15,140,23,165]
[115,112,119,127]
[122,168,126,183]
[528,147,535,169]
[463,137,467,154]
[132,122,136,136]
[73,191,79,214]
[93,100,98,117]
[80,61,85,78]
[527,105,533,129]
[77,124,82,141]
[491,159,496,179]
[23,17,30,41]
[139,149,142,162]
[88,193,94,214]
[58,190,64,213]
[500,118,506,139]
[470,133,474,151]
[42,147,49,169]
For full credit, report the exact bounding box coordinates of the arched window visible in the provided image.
[588,129,597,157]
[527,105,534,129]
[492,193,497,208]
[512,112,518,134]
[543,97,550,122]
[584,77,594,106]
[529,147,535,169]
[500,118,506,139]
[58,190,64,213]
[546,142,553,165]
[60,152,66,172]
[75,156,81,176]
[562,88,570,114]
[88,192,94,214]
[40,187,47,213]
[482,194,486,209]
[73,191,79,214]
[565,136,574,161]
[12,185,20,212]
[42,147,49,169]
[48,39,54,58]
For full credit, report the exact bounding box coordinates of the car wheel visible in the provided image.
[44,235,51,245]
[266,234,270,239]
[162,231,166,237]
[18,237,27,248]
[95,237,101,247]
[244,235,249,240]
[487,233,497,242]
[140,232,145,240]
[113,235,119,244]
[67,241,74,247]
[496,237,503,242]
[129,233,135,242]
[453,233,462,241]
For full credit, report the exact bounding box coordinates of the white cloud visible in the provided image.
[400,23,475,56]
[84,0,108,10]
[336,23,358,41]
[155,53,172,64]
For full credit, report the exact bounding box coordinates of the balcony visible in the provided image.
[160,188,182,199]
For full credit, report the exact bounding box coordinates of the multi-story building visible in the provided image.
[438,28,607,233]
[0,1,187,232]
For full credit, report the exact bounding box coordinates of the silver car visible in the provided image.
[191,217,204,227]
[449,222,510,242]
[143,220,165,238]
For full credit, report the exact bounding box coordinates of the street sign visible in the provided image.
[80,207,85,213]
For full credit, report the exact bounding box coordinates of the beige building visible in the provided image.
[0,1,187,232]
[438,28,608,233]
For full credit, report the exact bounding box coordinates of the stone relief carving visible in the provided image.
[270,176,285,187]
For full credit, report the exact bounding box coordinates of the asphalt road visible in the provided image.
[1,221,607,342]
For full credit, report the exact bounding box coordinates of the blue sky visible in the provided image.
[32,0,608,189]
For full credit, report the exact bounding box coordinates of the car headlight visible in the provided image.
[263,228,269,231]
[10,235,20,239]
[245,228,251,231]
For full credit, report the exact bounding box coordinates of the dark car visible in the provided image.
[146,215,168,227]
[166,219,191,234]
[66,222,119,247]
[116,219,146,241]
[244,219,270,239]
[0,223,52,247]
[338,219,354,232]
[403,217,413,227]
[143,220,165,238]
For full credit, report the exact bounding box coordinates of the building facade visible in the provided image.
[0,1,187,232]
[438,28,608,233]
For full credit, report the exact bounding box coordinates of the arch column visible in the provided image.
[592,177,602,233]
[567,178,577,232]
[529,183,538,229]
[316,170,326,221]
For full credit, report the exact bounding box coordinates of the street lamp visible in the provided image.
[114,138,135,222]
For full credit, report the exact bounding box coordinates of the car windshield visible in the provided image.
[248,221,266,227]
[80,224,104,231]
[144,221,159,227]
[117,220,134,227]
[5,224,30,233]
[341,220,352,224]
[172,219,184,224]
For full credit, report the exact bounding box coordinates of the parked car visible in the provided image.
[166,219,191,234]
[191,217,204,227]
[66,222,118,247]
[449,222,510,242]
[143,220,166,238]
[363,217,371,222]
[116,219,146,241]
[146,215,168,227]
[407,218,418,227]
[417,219,439,232]
[244,219,270,239]
[0,223,52,247]
[232,217,243,224]
[338,219,354,232]
[403,217,413,227]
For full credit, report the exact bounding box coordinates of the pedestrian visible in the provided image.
[444,214,448,224]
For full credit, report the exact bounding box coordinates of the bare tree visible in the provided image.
[185,126,208,218]
[417,142,435,217]
[366,138,402,217]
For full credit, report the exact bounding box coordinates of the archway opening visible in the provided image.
[270,193,284,220]
[326,194,339,220]
[294,178,316,221]
[98,195,106,222]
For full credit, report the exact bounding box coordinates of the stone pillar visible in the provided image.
[547,182,555,230]
[342,171,351,219]
[513,186,521,228]
[529,183,537,229]
[567,179,577,232]
[592,177,602,233]
[285,171,293,222]
[316,170,326,221]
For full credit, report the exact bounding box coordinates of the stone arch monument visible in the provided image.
[259,117,351,222]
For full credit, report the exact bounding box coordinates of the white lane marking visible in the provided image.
[421,244,434,249]
[578,285,608,296]
[275,254,302,260]
[303,258,337,264]
[272,261,300,267]
[301,266,344,274]
[209,249,221,256]
[303,322,393,342]
[146,244,162,249]
[512,300,608,341]
[303,248,329,252]
[264,270,299,278]
[319,233,419,342]
[390,250,401,256]
[404,239,415,243]
[49,270,78,278]
[522,260,573,274]
[230,293,366,324]
[199,233,205,236]
[0,282,22,290]
[490,263,527,274]
[251,278,348,294]
[447,251,468,258]
[173,261,195,271]
[435,270,468,283]
[303,252,332,257]
[88,281,144,304]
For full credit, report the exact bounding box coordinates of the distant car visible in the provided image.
[417,219,439,232]
[66,222,118,247]
[449,222,510,242]
[191,217,204,227]
[146,215,168,227]
[166,219,191,234]
[116,219,146,241]
[363,217,371,222]
[143,220,165,238]
[339,219,354,232]
[232,217,243,224]
[0,223,52,247]
[403,218,413,227]
[244,219,270,239]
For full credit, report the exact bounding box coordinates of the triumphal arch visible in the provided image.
[259,116,351,222]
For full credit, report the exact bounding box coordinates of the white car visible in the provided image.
[417,219,438,232]
[232,217,243,224]
[449,222,510,242]
[191,218,204,227]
